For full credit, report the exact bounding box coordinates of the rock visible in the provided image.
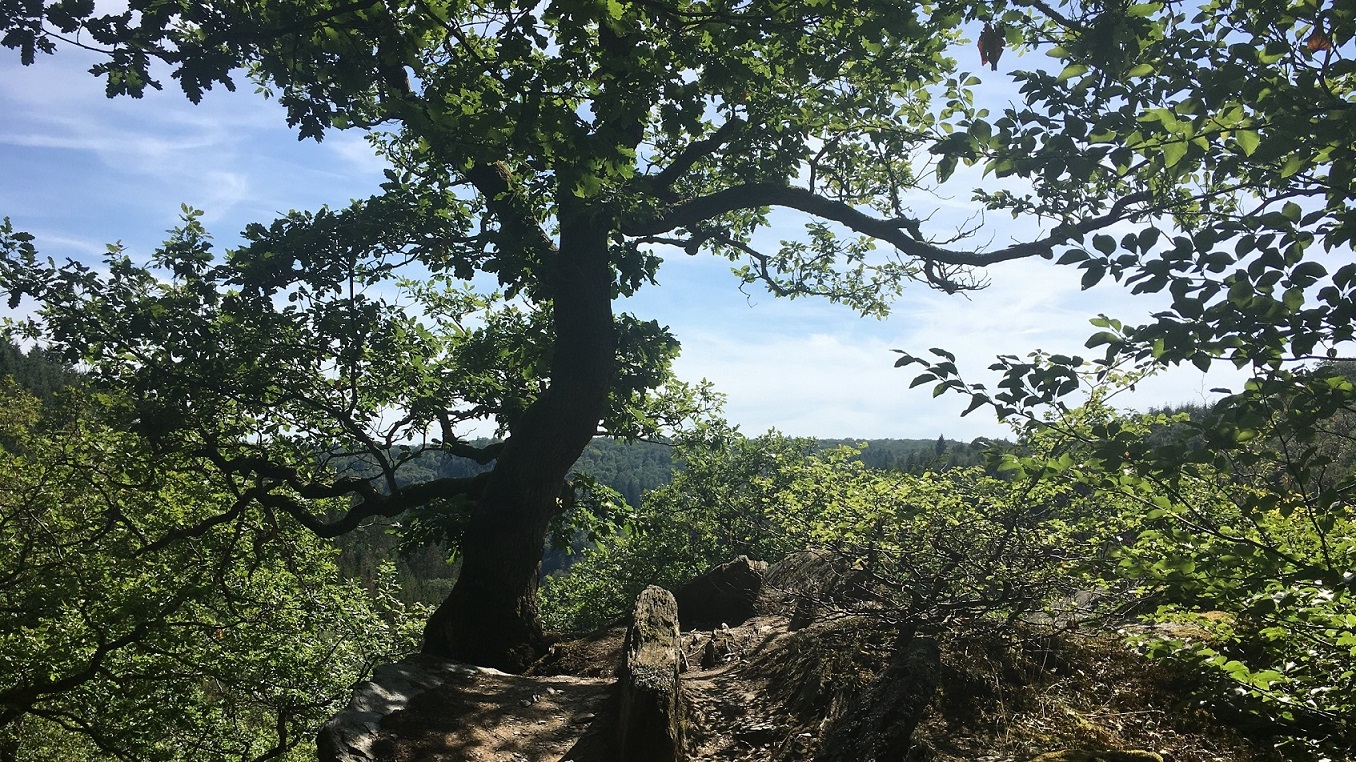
[814,633,941,762]
[617,585,687,762]
[1031,752,1163,762]
[789,595,817,630]
[764,550,866,620]
[674,555,768,630]
[316,654,487,762]
[734,721,782,746]
[699,633,737,669]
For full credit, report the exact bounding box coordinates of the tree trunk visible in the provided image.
[421,208,616,672]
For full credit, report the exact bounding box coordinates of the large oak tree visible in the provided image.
[2,0,1351,672]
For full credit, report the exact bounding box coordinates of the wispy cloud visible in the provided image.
[325,133,391,181]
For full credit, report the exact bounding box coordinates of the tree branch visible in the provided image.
[1009,0,1083,30]
[195,448,490,537]
[465,162,558,264]
[259,473,490,538]
[644,118,746,199]
[624,183,1150,266]
[0,589,197,724]
[442,438,504,465]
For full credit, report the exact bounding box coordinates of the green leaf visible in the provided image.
[1057,63,1088,82]
[936,155,958,183]
[1162,140,1188,168]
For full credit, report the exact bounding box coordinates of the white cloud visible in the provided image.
[643,246,1246,440]
[325,133,392,180]
[196,171,253,224]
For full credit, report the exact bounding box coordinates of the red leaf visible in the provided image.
[978,23,1004,71]
[1306,24,1332,53]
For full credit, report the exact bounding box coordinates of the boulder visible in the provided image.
[617,585,687,762]
[674,555,768,630]
[699,632,736,669]
[789,594,818,630]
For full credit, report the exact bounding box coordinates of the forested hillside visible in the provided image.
[331,433,999,603]
[0,340,76,399]
[0,340,995,610]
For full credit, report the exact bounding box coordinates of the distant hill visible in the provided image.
[327,433,1010,604]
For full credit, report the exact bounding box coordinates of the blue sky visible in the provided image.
[0,44,1244,441]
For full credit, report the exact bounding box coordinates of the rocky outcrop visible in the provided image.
[815,633,941,762]
[316,558,1269,762]
[316,655,485,762]
[674,554,768,629]
[617,585,687,762]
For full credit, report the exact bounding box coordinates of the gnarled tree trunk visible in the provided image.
[421,208,616,672]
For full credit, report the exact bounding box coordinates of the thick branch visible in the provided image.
[465,162,558,263]
[644,118,746,199]
[260,473,490,538]
[198,449,490,537]
[624,183,1149,266]
[1009,0,1083,30]
[443,438,504,465]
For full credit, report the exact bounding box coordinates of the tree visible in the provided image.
[976,383,1356,758]
[881,6,1355,747]
[0,338,76,399]
[0,381,423,761]
[2,0,1347,670]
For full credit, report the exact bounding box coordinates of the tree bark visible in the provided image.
[421,206,616,672]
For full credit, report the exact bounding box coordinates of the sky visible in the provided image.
[0,42,1246,442]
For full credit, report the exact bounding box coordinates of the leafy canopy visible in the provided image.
[2,0,1354,677]
[0,0,1161,551]
[0,381,423,761]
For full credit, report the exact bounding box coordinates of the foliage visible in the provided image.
[874,1,1356,754]
[540,426,811,630]
[0,338,77,399]
[337,433,1002,604]
[990,385,1355,759]
[569,436,677,511]
[0,0,1209,666]
[2,0,1352,671]
[542,424,1094,633]
[818,436,1002,473]
[0,382,424,761]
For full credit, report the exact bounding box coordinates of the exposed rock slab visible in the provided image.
[317,653,612,762]
[317,655,487,762]
[617,585,687,762]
